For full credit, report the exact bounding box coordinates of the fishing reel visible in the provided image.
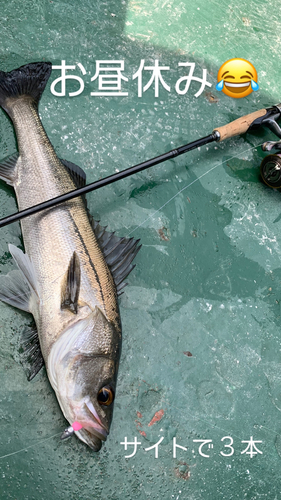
[258,103,281,188]
[260,153,281,189]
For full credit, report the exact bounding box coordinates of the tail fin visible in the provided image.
[0,62,52,117]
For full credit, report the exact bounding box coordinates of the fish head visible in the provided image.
[48,306,121,451]
[69,355,118,451]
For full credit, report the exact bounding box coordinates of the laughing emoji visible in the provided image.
[216,58,259,98]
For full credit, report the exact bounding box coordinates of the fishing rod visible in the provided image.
[1,104,281,229]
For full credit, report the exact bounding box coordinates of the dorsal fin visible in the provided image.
[60,159,86,189]
[59,158,141,293]
[89,217,141,295]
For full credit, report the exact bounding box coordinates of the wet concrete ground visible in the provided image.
[0,0,281,498]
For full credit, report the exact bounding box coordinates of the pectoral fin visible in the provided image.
[61,251,81,314]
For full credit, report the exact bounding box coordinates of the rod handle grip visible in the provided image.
[213,108,267,142]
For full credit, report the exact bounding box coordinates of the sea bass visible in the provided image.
[0,62,140,451]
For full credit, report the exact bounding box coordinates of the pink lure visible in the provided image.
[72,421,83,431]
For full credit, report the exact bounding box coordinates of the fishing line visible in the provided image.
[127,142,264,237]
[0,131,269,457]
[0,143,264,306]
[1,102,280,229]
[0,431,61,460]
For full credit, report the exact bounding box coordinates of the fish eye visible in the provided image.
[97,386,115,406]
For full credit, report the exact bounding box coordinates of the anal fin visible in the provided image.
[61,252,81,314]
[0,153,19,186]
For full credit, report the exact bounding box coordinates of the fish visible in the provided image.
[0,62,141,451]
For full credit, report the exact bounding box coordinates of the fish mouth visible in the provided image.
[84,396,109,440]
[224,81,251,93]
[73,397,109,451]
[75,428,103,451]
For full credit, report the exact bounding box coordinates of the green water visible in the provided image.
[0,0,281,498]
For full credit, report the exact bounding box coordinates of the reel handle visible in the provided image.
[214,108,267,142]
